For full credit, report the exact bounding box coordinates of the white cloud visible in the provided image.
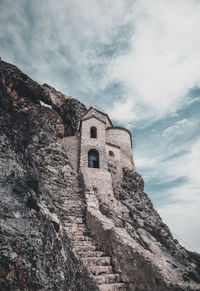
[158,203,200,252]
[136,136,200,192]
[109,97,137,122]
[165,138,200,200]
[2,0,200,124]
[162,118,197,137]
[0,0,132,95]
[135,137,200,251]
[108,0,200,123]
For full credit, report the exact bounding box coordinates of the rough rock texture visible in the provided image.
[0,60,86,138]
[81,168,200,290]
[0,60,97,291]
[0,59,200,291]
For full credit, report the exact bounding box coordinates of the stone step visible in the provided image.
[63,203,84,206]
[63,209,85,215]
[88,265,113,276]
[61,189,126,289]
[62,213,84,219]
[76,245,97,252]
[65,209,85,213]
[93,274,120,284]
[64,199,83,202]
[81,256,111,266]
[79,251,106,258]
[64,214,84,218]
[64,224,87,230]
[73,240,97,247]
[64,217,85,224]
[98,283,128,291]
[63,193,82,197]
[66,229,91,237]
[61,204,81,208]
[63,206,85,211]
[64,220,85,225]
[64,222,83,226]
[70,235,95,242]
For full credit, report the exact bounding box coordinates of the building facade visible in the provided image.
[79,107,135,173]
[61,107,135,175]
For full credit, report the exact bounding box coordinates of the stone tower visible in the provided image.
[79,107,135,174]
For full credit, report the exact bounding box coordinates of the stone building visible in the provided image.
[62,106,135,175]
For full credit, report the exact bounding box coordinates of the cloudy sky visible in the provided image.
[0,0,200,252]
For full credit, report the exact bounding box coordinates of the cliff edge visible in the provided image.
[0,59,199,291]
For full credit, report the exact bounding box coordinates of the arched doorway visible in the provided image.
[88,149,99,168]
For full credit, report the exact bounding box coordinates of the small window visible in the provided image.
[90,127,97,138]
[109,150,114,157]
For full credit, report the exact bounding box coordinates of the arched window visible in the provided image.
[109,150,114,157]
[90,127,97,138]
[88,149,99,168]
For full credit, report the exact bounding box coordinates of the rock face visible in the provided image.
[0,60,96,291]
[0,59,200,291]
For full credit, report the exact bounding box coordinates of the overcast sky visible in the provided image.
[0,0,200,252]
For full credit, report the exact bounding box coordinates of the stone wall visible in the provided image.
[60,136,80,171]
[106,143,121,161]
[81,168,200,291]
[106,128,135,170]
[80,117,107,170]
[106,143,122,177]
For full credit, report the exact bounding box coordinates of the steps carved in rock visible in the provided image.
[62,174,128,291]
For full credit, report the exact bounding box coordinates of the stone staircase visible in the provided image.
[61,174,128,291]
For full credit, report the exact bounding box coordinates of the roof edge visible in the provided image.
[81,114,106,124]
[81,106,113,127]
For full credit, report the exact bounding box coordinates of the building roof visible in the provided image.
[81,106,113,127]
[81,114,106,124]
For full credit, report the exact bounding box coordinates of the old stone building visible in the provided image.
[63,106,135,175]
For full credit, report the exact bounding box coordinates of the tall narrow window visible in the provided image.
[90,127,97,138]
[88,149,99,168]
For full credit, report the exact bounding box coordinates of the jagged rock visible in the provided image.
[0,60,98,291]
[0,59,200,291]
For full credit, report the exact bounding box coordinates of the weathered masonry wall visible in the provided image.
[81,168,181,291]
[80,117,107,170]
[106,143,121,162]
[60,136,80,171]
[106,128,135,170]
[81,168,127,221]
[106,143,122,177]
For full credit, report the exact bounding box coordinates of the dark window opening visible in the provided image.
[88,149,99,168]
[109,150,114,157]
[90,127,97,138]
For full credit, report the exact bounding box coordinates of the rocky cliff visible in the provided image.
[0,59,200,291]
